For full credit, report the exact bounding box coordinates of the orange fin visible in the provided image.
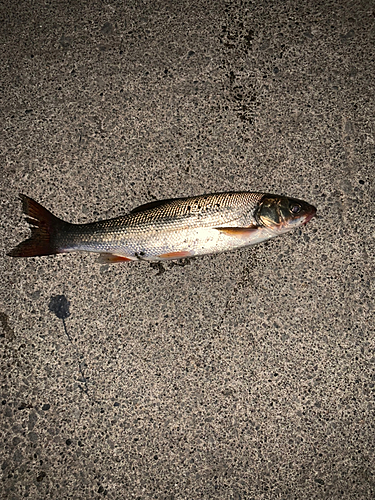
[7,194,67,257]
[158,250,192,260]
[98,253,133,263]
[215,226,259,238]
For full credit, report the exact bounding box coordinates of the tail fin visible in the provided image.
[7,194,67,257]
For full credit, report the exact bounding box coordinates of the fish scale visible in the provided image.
[56,192,265,257]
[7,192,316,263]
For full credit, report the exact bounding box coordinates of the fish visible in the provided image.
[7,192,316,263]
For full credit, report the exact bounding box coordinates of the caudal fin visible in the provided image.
[7,194,66,257]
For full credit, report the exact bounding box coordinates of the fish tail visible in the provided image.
[7,194,69,257]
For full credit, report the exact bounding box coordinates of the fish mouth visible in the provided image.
[303,206,317,225]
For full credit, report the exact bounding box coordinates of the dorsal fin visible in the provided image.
[130,198,178,214]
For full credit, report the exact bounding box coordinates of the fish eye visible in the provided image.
[290,204,301,214]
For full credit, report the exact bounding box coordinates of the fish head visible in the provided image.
[257,195,317,231]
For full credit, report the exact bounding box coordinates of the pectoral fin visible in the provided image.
[215,226,259,239]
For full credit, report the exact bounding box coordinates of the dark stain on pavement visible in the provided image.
[48,295,91,400]
[0,312,15,340]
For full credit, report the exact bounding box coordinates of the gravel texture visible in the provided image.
[1,0,374,498]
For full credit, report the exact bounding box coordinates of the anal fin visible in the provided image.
[98,253,133,263]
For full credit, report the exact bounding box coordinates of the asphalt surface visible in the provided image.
[1,1,374,499]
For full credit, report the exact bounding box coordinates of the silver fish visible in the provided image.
[7,192,316,262]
